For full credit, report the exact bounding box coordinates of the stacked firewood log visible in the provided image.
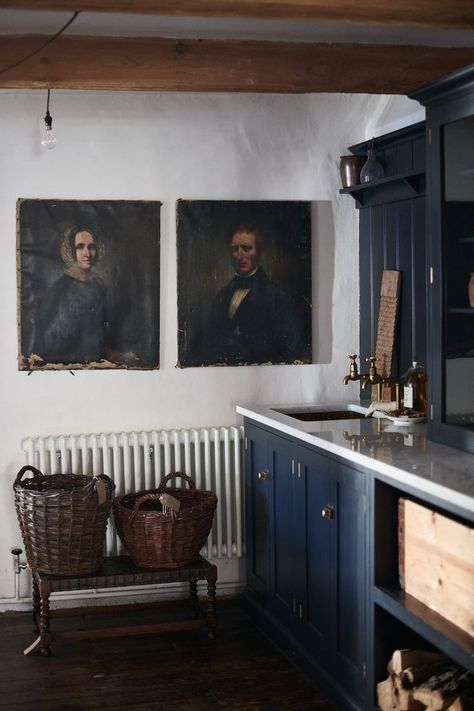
[377,649,474,710]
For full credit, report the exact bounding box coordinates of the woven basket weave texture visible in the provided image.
[14,465,115,576]
[113,472,218,569]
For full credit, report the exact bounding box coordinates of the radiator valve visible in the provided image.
[11,547,28,574]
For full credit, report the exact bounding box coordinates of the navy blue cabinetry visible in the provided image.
[333,458,367,700]
[244,421,368,711]
[244,423,275,601]
[300,448,367,706]
[410,65,474,454]
[345,122,428,389]
[272,433,300,628]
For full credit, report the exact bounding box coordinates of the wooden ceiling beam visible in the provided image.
[0,0,472,29]
[0,36,473,94]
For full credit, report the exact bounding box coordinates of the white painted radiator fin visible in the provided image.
[232,425,243,558]
[70,435,80,475]
[58,436,69,473]
[22,425,245,561]
[151,431,161,487]
[142,432,152,491]
[192,429,201,490]
[173,429,182,481]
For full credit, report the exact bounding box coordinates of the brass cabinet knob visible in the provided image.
[321,504,334,520]
[258,469,270,481]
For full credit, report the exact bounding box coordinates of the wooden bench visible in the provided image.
[27,555,217,656]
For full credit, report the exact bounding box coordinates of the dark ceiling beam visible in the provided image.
[0,0,472,29]
[0,36,473,93]
[0,36,474,94]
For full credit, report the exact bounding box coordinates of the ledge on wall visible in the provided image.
[340,121,426,209]
[339,170,426,208]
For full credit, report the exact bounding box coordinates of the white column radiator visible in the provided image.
[22,426,245,562]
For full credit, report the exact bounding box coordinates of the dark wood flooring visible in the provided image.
[0,597,335,710]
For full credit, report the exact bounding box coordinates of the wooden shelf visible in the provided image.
[374,586,474,673]
[448,307,474,314]
[339,170,425,208]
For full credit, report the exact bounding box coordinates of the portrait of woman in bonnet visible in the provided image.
[34,225,111,365]
[61,224,106,280]
[18,198,161,371]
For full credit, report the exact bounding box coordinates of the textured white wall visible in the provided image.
[0,90,416,600]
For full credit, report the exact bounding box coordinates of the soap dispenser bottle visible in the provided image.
[401,361,428,415]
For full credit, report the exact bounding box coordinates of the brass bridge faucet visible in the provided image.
[342,355,401,409]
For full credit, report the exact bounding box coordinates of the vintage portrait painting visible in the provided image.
[17,199,161,370]
[177,200,312,367]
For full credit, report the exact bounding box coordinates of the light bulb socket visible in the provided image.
[44,110,53,130]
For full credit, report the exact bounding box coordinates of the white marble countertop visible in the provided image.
[236,401,474,519]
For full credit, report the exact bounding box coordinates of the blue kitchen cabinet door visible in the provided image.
[298,447,367,704]
[245,424,305,620]
[333,459,367,704]
[271,437,305,628]
[245,424,274,600]
[299,447,336,664]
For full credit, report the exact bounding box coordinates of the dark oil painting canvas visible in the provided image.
[177,200,312,367]
[17,198,161,370]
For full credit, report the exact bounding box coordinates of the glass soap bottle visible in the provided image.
[401,361,428,415]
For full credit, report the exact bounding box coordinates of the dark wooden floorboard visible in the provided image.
[0,598,335,710]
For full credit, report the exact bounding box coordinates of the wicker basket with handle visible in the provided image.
[13,465,115,576]
[113,472,218,569]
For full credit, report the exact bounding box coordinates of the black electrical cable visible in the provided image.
[0,11,80,77]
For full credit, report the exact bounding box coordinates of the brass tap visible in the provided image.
[342,354,361,384]
[360,357,383,389]
[361,358,401,409]
[359,356,383,401]
[343,355,400,408]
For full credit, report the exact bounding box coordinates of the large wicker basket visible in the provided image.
[13,465,115,576]
[113,472,218,569]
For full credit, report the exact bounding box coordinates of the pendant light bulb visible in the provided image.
[41,90,56,150]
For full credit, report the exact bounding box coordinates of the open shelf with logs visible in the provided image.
[372,479,474,709]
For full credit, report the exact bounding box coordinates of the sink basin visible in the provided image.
[280,410,366,422]
[272,405,368,422]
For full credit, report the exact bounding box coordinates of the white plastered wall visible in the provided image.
[0,90,423,603]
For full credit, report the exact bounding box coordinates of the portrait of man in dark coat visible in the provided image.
[177,200,312,367]
[17,199,161,370]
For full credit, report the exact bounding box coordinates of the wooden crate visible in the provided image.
[398,498,474,636]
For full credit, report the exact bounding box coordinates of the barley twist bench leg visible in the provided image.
[32,573,40,633]
[206,564,217,640]
[39,580,52,657]
[189,579,199,618]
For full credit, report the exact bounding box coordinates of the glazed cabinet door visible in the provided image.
[411,65,474,454]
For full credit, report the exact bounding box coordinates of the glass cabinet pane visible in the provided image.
[443,115,474,429]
